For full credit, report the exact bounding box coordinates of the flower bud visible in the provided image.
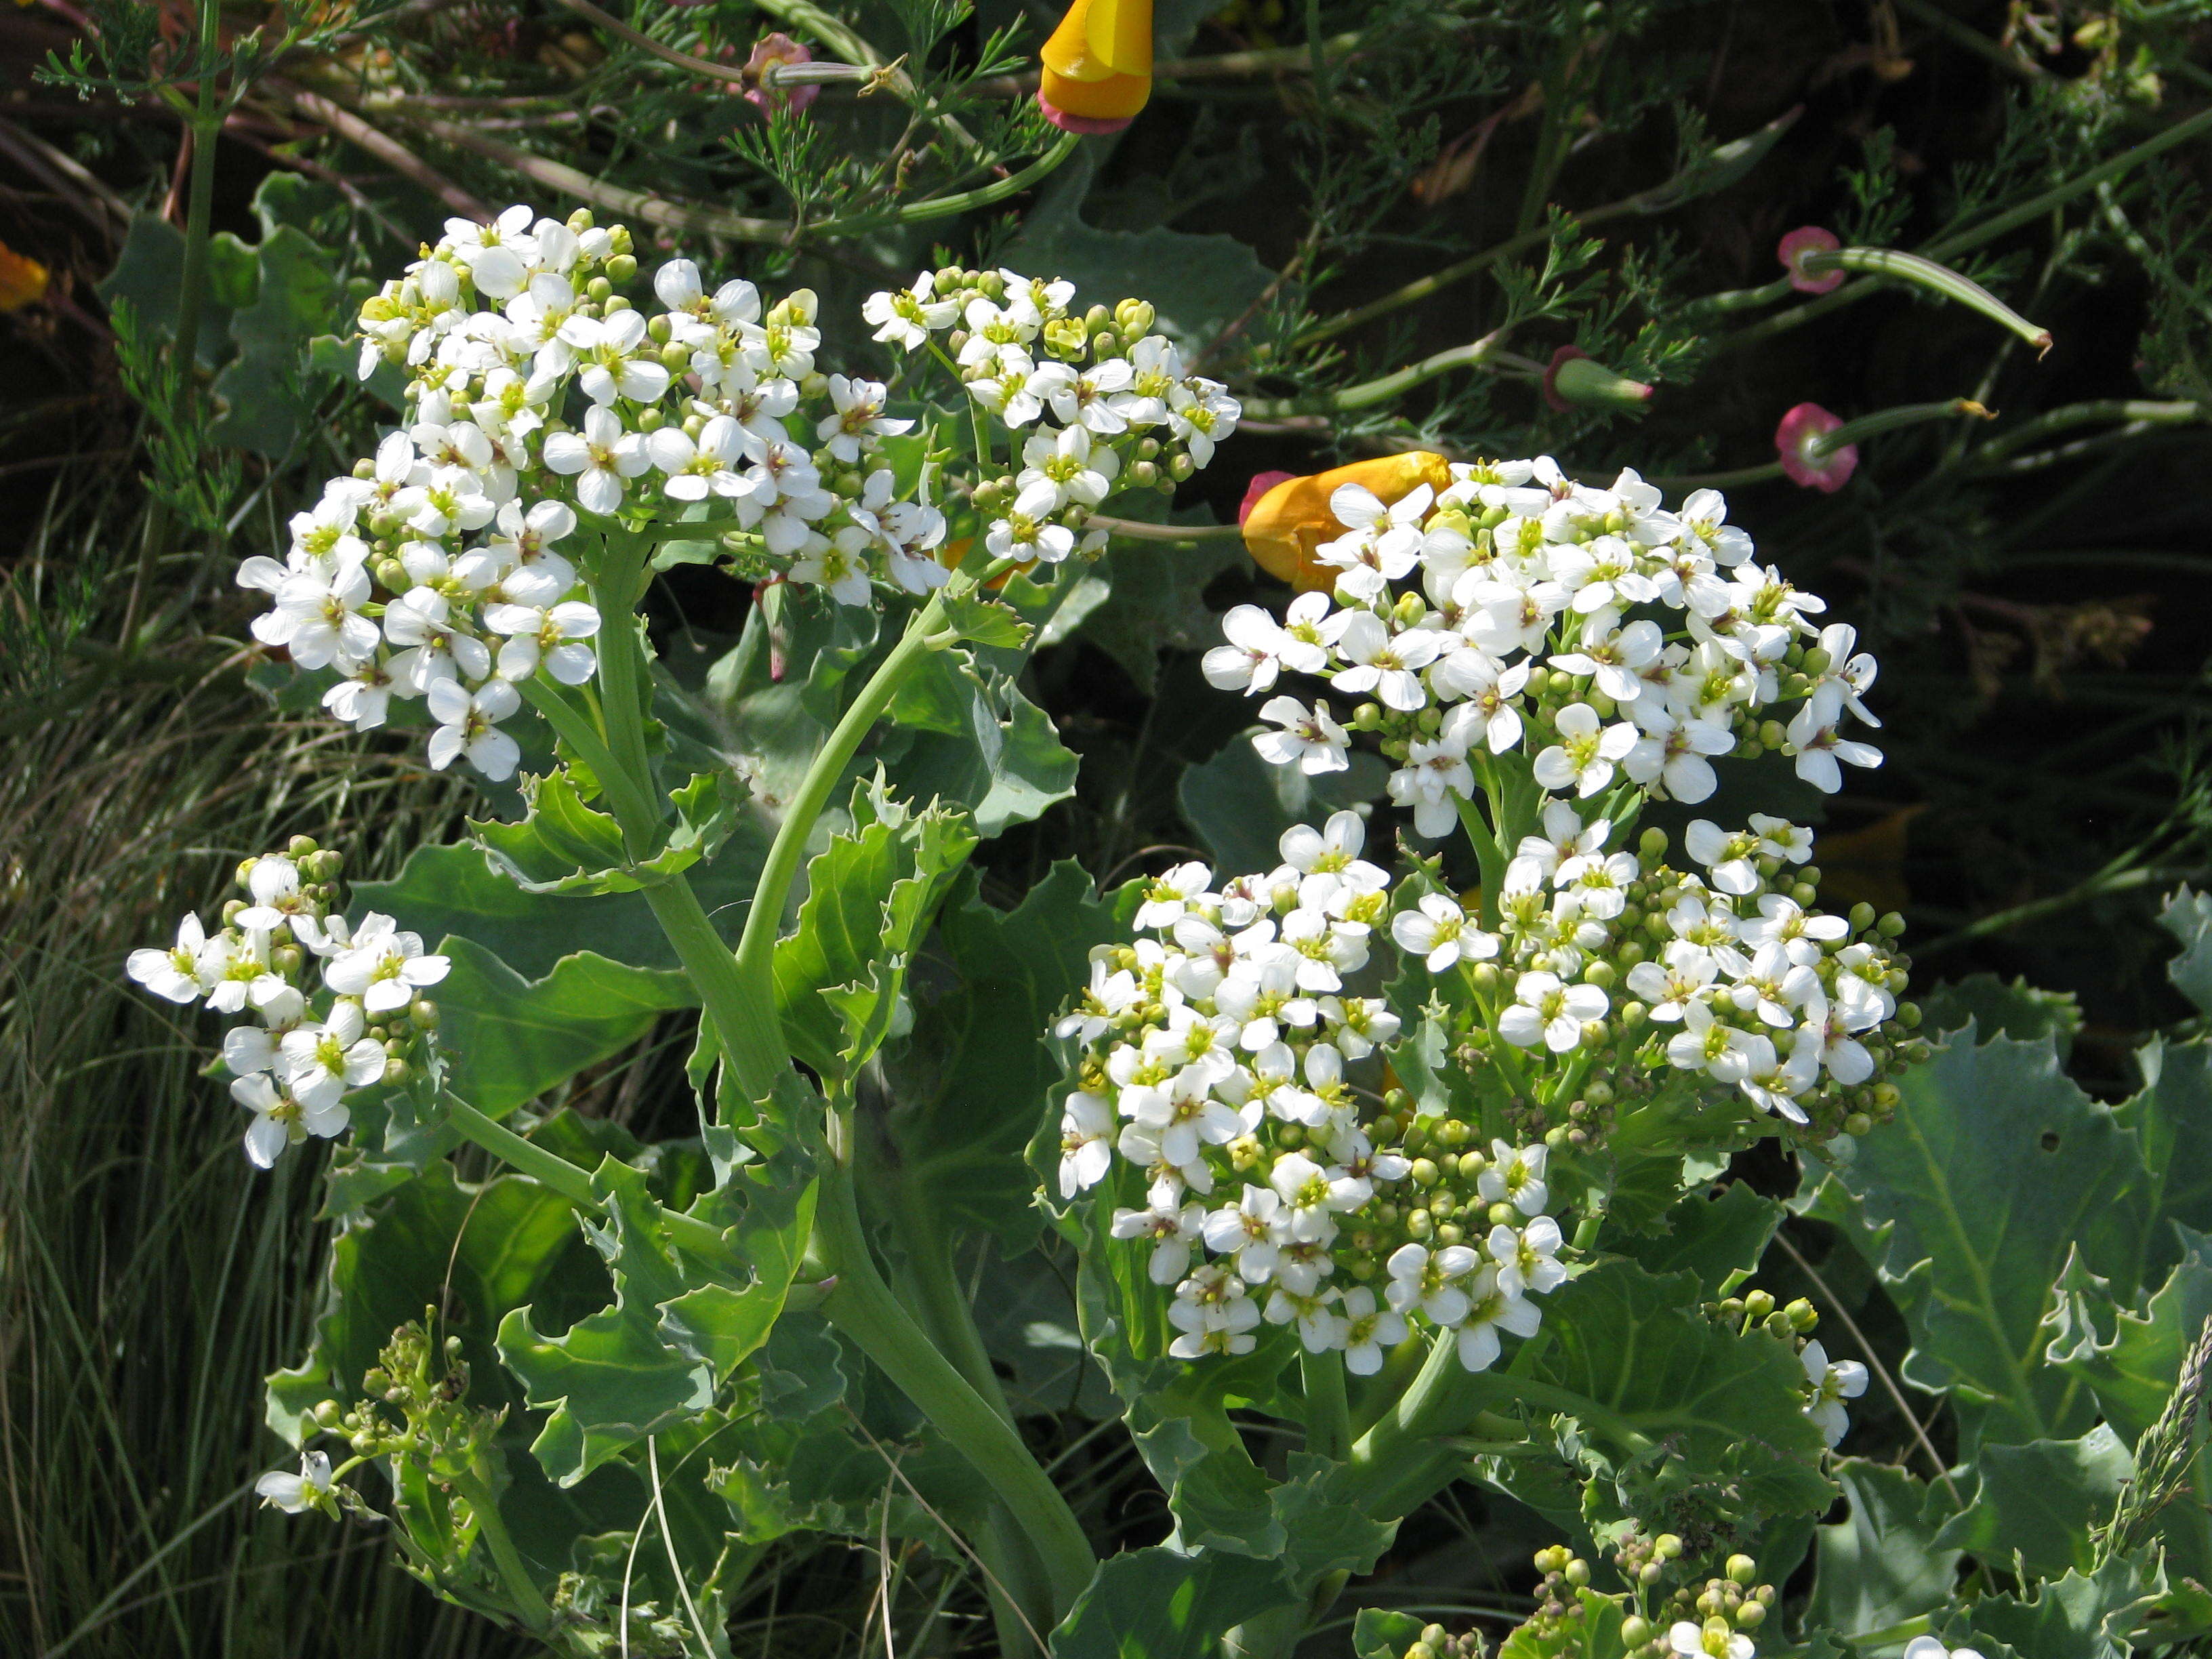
[1742,1289,1774,1319]
[1736,1602,1765,1629]
[1725,1554,1757,1586]
[1638,826,1668,861]
[1843,1111,1874,1136]
[382,1057,411,1086]
[1784,1297,1818,1332]
[1654,1534,1683,1559]
[1879,911,1907,937]
[1114,298,1155,335]
[1544,346,1654,414]
[411,998,439,1029]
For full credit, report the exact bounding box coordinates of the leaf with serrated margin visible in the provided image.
[2054,1224,2212,1443]
[1614,1181,1781,1297]
[472,767,745,897]
[657,1147,817,1383]
[1936,1425,2132,1578]
[1810,1021,2154,1450]
[1046,1546,1292,1659]
[497,1158,715,1486]
[1944,1557,2157,1659]
[1805,1459,1961,1638]
[2160,887,2212,1016]
[772,779,977,1078]
[1526,1260,1834,1519]
[885,862,1119,1249]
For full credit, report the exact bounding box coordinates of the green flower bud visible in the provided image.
[1879,912,1907,937]
[1784,1297,1818,1332]
[1410,1158,1440,1187]
[1742,1289,1774,1319]
[1725,1554,1757,1586]
[1843,1110,1874,1136]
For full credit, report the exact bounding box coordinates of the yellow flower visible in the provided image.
[0,241,48,312]
[1038,0,1151,134]
[1238,452,1454,592]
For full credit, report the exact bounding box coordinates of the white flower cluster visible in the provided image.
[861,271,1241,566]
[126,845,443,1168]
[252,205,1242,782]
[1052,814,1563,1374]
[1202,458,1881,832]
[1391,801,1906,1126]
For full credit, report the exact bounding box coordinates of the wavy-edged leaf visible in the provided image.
[2160,888,2212,1016]
[1811,1022,2154,1448]
[2054,1224,2212,1443]
[497,1158,716,1486]
[471,767,745,897]
[1945,1557,2156,1659]
[773,777,977,1079]
[1614,1180,1781,1297]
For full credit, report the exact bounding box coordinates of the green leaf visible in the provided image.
[497,1158,716,1486]
[471,767,745,897]
[1270,1453,1397,1584]
[2160,887,2212,1015]
[1007,145,1275,348]
[2052,1224,2212,1443]
[1178,733,1395,874]
[941,591,1033,648]
[268,1162,596,1441]
[1918,973,2082,1061]
[98,214,230,365]
[1524,1260,1834,1519]
[1805,1460,1961,1638]
[1355,1610,1429,1659]
[436,941,697,1117]
[657,1149,817,1383]
[1947,1558,2156,1659]
[1935,1426,2132,1578]
[883,665,1080,838]
[773,778,977,1078]
[2112,1040,2212,1269]
[885,863,1119,1248]
[1615,1180,1782,1297]
[210,224,343,455]
[1498,1590,1629,1659]
[1812,1023,2154,1448]
[1046,1546,1291,1659]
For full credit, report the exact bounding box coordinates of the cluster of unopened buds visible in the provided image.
[125,837,445,1168]
[245,203,1240,781]
[1053,814,1567,1374]
[1202,457,1882,822]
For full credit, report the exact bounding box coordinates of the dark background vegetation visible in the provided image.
[1,0,2207,1653]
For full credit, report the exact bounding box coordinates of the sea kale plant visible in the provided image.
[123,209,2212,1659]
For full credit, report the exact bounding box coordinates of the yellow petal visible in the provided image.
[1085,0,1151,78]
[1242,452,1454,592]
[0,242,48,312]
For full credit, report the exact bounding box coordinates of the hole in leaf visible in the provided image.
[2040,1131,2061,1151]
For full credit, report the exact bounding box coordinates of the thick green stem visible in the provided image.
[1301,1349,1351,1462]
[882,1164,1056,1644]
[441,1096,735,1261]
[726,590,954,1102]
[449,1469,553,1633]
[815,1111,1094,1616]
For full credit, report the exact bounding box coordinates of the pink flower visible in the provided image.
[1238,471,1296,525]
[1775,403,1856,493]
[1778,226,1844,295]
[744,33,818,114]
